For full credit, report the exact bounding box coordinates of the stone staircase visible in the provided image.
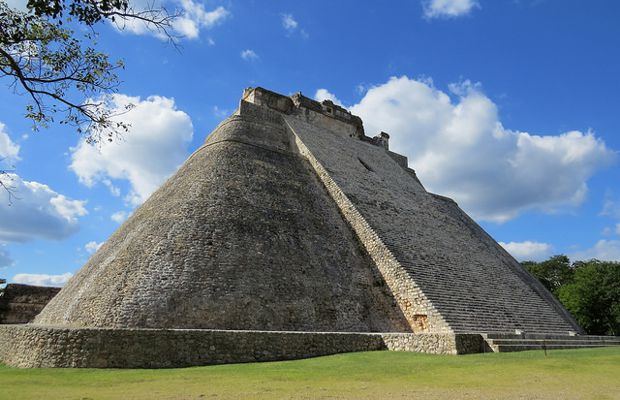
[482,332,620,352]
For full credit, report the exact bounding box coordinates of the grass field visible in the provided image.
[1,347,619,399]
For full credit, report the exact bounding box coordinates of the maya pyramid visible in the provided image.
[0,87,589,368]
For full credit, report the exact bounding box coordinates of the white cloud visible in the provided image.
[605,222,620,236]
[570,240,620,262]
[12,272,73,287]
[241,49,259,61]
[280,13,307,38]
[172,2,229,39]
[111,211,129,223]
[70,94,193,206]
[0,174,87,242]
[4,0,28,11]
[1,120,87,242]
[423,0,480,18]
[281,13,298,31]
[601,195,620,219]
[347,76,615,222]
[212,106,230,118]
[84,241,104,254]
[314,89,344,107]
[7,0,231,41]
[0,244,13,268]
[0,122,20,166]
[114,0,229,40]
[499,241,552,262]
[102,179,121,197]
[50,194,87,221]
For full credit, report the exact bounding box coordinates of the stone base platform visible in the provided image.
[482,332,620,352]
[0,325,483,368]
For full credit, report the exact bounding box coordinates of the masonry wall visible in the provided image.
[0,284,60,324]
[283,110,582,335]
[0,325,483,368]
[288,121,451,334]
[34,105,409,333]
[34,94,581,335]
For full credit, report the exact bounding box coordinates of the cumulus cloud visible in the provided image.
[314,89,344,107]
[241,49,259,61]
[601,195,620,219]
[0,174,87,242]
[281,14,298,31]
[1,120,87,243]
[346,76,615,222]
[114,0,229,40]
[4,0,27,11]
[605,223,620,236]
[84,241,104,254]
[422,0,480,18]
[212,106,231,118]
[70,94,193,206]
[8,0,230,40]
[111,211,129,223]
[12,272,73,287]
[172,2,229,39]
[280,13,308,38]
[570,240,620,262]
[499,241,552,262]
[0,122,20,166]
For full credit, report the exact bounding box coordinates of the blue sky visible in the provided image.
[1,0,620,286]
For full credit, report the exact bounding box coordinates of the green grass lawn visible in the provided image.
[1,347,619,400]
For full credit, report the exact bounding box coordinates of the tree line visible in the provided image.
[522,256,619,336]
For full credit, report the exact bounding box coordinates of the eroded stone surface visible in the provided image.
[284,106,581,335]
[0,325,481,368]
[0,284,60,324]
[0,86,586,368]
[35,107,408,333]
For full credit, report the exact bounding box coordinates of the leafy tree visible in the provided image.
[522,255,620,335]
[1,0,179,196]
[558,260,620,336]
[0,0,177,143]
[522,255,574,295]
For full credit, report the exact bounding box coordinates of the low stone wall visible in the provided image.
[0,325,484,368]
[382,332,484,355]
[0,284,60,324]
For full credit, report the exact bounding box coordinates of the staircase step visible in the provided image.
[483,333,620,341]
[488,339,620,346]
[492,344,616,352]
[480,332,620,352]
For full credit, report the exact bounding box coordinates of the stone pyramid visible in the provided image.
[0,87,586,368]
